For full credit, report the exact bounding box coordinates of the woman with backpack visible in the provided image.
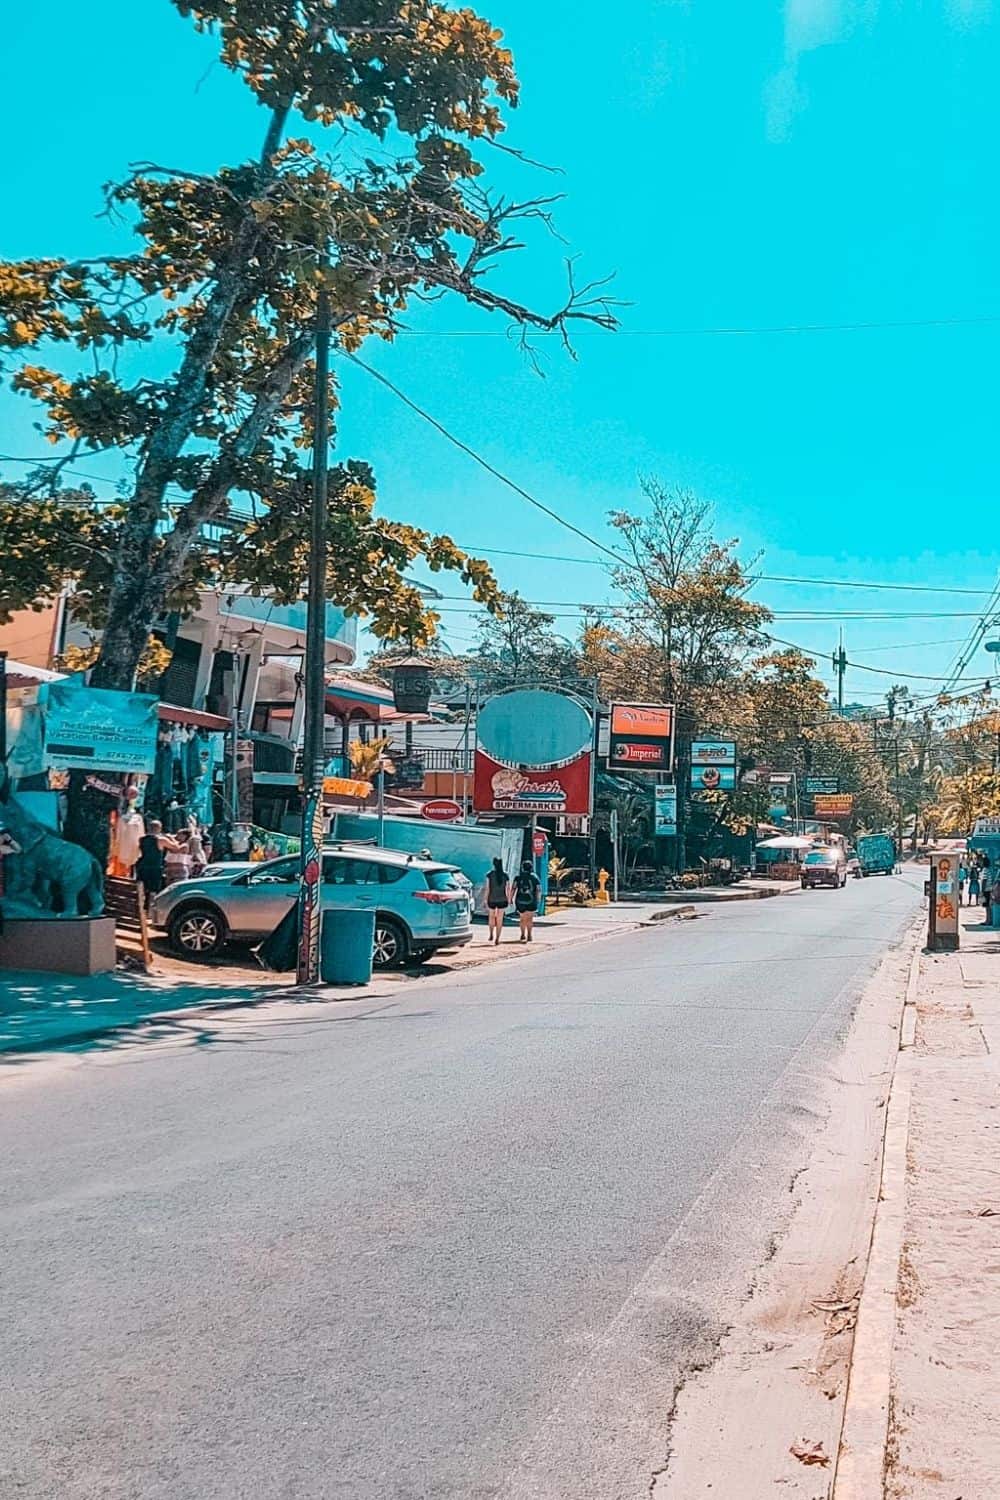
[512,858,541,943]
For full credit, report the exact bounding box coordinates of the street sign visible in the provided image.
[608,703,675,773]
[654,784,678,836]
[691,739,737,766]
[805,776,840,795]
[532,829,548,856]
[691,764,737,791]
[422,798,462,823]
[768,772,794,785]
[814,793,853,817]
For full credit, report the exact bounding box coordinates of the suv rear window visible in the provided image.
[425,869,462,892]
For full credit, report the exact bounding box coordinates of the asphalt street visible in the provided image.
[1,871,923,1500]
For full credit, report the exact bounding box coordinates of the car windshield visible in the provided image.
[425,869,463,892]
[805,852,835,865]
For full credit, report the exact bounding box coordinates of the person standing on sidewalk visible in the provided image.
[512,859,541,944]
[958,859,968,904]
[968,862,981,908]
[979,857,993,922]
[485,857,510,945]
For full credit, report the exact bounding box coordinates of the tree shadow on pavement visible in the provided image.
[0,966,423,1061]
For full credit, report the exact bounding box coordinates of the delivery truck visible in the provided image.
[856,833,896,876]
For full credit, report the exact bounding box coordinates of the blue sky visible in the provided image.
[3,0,1000,704]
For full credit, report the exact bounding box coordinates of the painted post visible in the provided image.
[927,852,959,952]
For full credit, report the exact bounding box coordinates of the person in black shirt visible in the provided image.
[512,859,541,943]
[485,857,510,945]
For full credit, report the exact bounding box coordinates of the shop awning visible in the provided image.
[1,658,67,690]
[157,702,232,732]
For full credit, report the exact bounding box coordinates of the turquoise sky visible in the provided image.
[3,1,1000,705]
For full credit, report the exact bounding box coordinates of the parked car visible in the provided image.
[846,848,861,878]
[800,848,847,889]
[150,846,474,967]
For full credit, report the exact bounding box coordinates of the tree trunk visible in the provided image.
[63,772,116,871]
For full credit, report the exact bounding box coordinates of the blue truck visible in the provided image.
[856,833,897,877]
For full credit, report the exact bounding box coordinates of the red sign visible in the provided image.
[611,742,664,766]
[532,830,548,856]
[473,748,592,816]
[421,798,462,823]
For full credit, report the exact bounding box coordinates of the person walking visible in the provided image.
[485,856,510,945]
[512,858,541,943]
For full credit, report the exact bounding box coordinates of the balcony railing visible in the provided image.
[318,742,473,774]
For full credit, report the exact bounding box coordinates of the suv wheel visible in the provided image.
[373,916,409,970]
[169,904,227,959]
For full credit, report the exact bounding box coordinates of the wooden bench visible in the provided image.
[104,876,152,971]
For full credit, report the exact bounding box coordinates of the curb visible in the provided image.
[831,922,923,1498]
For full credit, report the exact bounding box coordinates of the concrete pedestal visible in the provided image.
[0,917,117,976]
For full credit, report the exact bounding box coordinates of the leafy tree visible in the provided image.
[930,768,1000,834]
[470,589,586,694]
[0,0,613,691]
[582,484,771,867]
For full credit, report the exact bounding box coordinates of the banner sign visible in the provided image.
[768,772,794,785]
[608,703,675,773]
[41,684,158,773]
[691,764,737,792]
[654,784,678,836]
[322,776,372,799]
[806,776,840,795]
[813,793,854,817]
[691,740,736,766]
[473,748,592,816]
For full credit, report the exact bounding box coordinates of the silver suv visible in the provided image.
[150,845,474,968]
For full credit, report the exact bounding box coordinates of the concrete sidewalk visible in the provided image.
[881,915,1000,1497]
[0,898,690,1056]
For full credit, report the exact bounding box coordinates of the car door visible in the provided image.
[320,854,381,911]
[231,856,300,937]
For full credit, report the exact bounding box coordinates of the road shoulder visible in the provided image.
[654,914,922,1497]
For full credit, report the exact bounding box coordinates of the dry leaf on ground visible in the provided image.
[789,1440,831,1467]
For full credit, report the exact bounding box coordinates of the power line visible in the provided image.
[764,631,998,685]
[341,351,631,568]
[395,313,1000,338]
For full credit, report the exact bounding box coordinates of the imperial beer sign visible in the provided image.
[608,703,675,773]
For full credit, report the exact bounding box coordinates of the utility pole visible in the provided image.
[832,631,847,712]
[297,285,331,986]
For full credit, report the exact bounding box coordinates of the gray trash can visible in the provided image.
[320,907,375,985]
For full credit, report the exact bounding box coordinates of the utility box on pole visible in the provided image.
[926,852,960,952]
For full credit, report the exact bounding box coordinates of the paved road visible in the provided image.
[1,872,922,1500]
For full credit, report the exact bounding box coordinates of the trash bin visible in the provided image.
[320,907,375,985]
